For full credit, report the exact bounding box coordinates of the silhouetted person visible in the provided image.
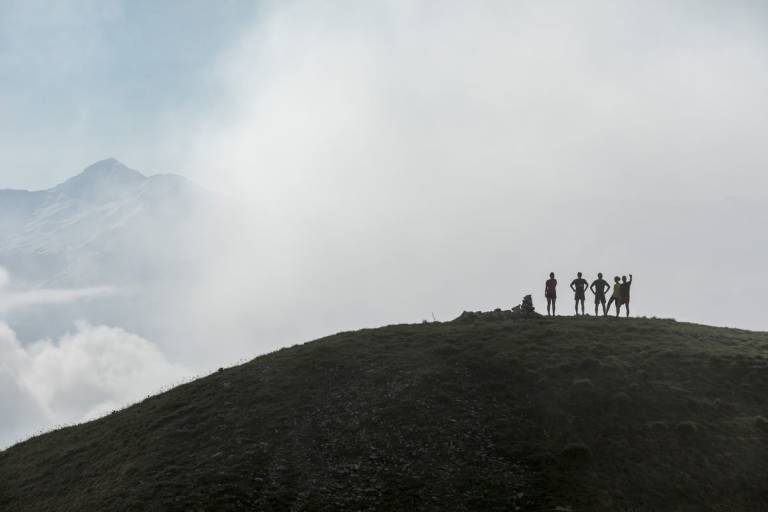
[606,276,622,316]
[590,272,610,316]
[545,272,557,316]
[570,272,588,315]
[620,274,633,317]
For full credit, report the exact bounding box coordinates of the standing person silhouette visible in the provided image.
[620,274,633,317]
[570,272,588,316]
[606,276,622,316]
[590,272,610,316]
[545,272,557,316]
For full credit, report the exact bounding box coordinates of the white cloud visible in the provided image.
[0,321,190,449]
[166,0,768,342]
[0,265,114,313]
[0,267,8,289]
[0,287,115,312]
[188,0,768,204]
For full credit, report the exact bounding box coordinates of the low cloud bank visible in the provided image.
[0,287,115,313]
[0,321,190,449]
[0,266,114,313]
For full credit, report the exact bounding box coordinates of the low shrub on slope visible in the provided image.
[1,317,767,511]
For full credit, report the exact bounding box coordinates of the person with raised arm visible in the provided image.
[620,274,633,317]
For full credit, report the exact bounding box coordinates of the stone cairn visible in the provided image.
[453,294,539,323]
[512,294,535,314]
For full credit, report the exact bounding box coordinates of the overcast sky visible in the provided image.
[3,0,768,341]
[3,0,765,321]
[2,0,768,196]
[2,0,768,446]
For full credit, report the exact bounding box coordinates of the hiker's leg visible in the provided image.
[552,298,556,316]
[574,300,578,315]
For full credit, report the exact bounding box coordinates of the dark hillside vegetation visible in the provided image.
[1,316,767,511]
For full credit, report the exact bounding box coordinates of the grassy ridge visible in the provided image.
[1,316,767,511]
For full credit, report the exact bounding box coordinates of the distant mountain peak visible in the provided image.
[75,158,145,181]
[53,159,146,200]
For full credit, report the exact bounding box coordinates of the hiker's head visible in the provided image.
[577,272,582,278]
[549,272,555,278]
[614,276,620,283]
[598,272,603,279]
[622,275,627,282]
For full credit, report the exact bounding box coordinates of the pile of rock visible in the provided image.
[453,297,540,323]
[514,295,535,314]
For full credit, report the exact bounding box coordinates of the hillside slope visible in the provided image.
[1,317,767,511]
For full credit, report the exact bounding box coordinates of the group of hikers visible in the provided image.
[544,272,633,317]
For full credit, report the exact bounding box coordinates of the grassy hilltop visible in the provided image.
[1,315,767,511]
